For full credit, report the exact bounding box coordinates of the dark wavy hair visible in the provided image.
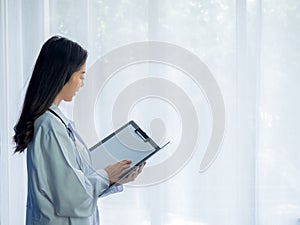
[13,36,88,153]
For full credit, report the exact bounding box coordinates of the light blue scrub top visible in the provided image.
[26,105,122,225]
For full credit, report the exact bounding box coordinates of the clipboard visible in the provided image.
[89,120,170,194]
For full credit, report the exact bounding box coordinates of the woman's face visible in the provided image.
[53,63,86,105]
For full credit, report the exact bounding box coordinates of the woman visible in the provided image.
[13,36,144,225]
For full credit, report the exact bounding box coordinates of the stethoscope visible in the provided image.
[48,109,76,143]
[48,108,92,165]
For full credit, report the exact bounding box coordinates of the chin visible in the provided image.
[64,98,73,102]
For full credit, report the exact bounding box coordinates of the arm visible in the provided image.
[33,116,108,217]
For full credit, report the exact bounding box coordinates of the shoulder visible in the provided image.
[30,110,74,151]
[28,111,71,159]
[34,111,65,133]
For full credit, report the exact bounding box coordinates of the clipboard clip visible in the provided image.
[134,128,149,142]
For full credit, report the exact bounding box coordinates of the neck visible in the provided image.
[53,96,61,106]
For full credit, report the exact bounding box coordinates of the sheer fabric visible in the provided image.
[0,0,299,225]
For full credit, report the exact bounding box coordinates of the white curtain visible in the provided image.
[0,0,299,225]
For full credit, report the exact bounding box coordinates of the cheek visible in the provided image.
[77,79,82,88]
[72,78,81,89]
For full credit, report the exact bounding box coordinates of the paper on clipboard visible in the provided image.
[89,120,169,171]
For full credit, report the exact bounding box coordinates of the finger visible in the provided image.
[126,167,138,178]
[140,162,146,168]
[138,162,146,173]
[128,171,137,181]
[121,163,131,169]
[137,167,143,174]
[121,166,132,175]
[114,161,131,171]
[120,160,132,165]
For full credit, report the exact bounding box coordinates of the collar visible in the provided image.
[49,104,72,126]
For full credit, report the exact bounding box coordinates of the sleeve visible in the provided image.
[95,168,124,197]
[33,116,110,218]
[100,184,124,197]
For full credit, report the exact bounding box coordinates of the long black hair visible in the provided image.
[13,36,88,153]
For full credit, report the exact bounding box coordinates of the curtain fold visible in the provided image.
[0,1,9,225]
[0,1,27,225]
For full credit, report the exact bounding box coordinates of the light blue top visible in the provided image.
[26,105,122,225]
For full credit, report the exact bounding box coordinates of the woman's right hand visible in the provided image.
[104,160,132,185]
